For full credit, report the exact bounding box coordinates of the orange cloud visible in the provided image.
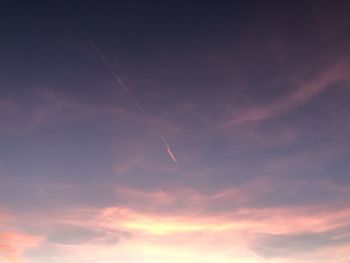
[31,200,350,263]
[3,184,350,263]
[0,231,43,263]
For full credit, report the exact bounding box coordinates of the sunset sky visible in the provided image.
[1,1,350,262]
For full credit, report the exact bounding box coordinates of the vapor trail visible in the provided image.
[166,145,177,163]
[72,14,177,163]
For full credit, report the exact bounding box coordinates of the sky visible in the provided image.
[1,1,350,262]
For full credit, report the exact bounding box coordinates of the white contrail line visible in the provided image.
[166,145,177,163]
[72,14,177,163]
[84,33,132,95]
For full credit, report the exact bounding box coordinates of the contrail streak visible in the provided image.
[166,145,177,163]
[69,12,177,163]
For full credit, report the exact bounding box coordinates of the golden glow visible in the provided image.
[2,189,350,263]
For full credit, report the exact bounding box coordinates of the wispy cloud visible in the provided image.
[7,201,350,263]
[0,231,43,263]
[223,60,349,127]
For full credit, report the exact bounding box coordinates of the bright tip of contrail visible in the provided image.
[166,145,177,163]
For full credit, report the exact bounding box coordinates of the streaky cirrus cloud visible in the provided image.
[223,60,349,127]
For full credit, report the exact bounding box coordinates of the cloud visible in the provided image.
[3,180,350,263]
[46,224,127,245]
[0,88,180,140]
[112,177,273,214]
[223,60,349,127]
[0,231,43,263]
[27,203,350,262]
[253,225,350,258]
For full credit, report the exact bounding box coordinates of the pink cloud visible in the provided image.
[3,181,349,263]
[0,231,43,263]
[223,60,349,127]
[0,88,180,138]
[112,177,274,214]
[28,201,350,262]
